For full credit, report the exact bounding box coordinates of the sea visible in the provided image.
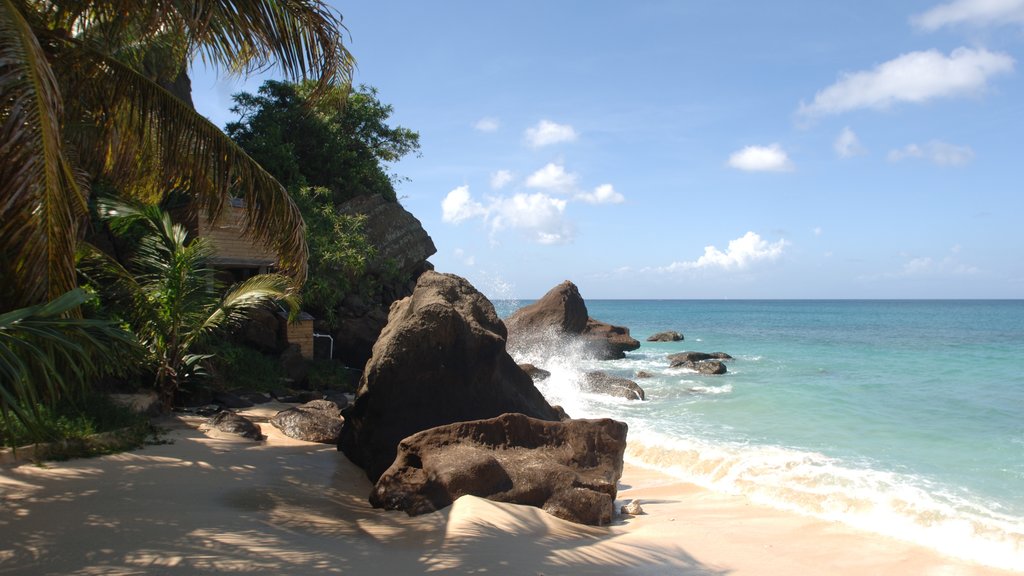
[494,299,1024,571]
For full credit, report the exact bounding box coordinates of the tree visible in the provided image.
[227,81,421,204]
[0,0,355,311]
[84,203,299,409]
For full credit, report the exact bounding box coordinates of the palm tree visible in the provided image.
[0,0,355,311]
[86,202,299,409]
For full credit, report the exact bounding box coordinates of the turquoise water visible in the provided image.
[498,300,1024,570]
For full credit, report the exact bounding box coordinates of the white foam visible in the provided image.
[624,431,1024,571]
[688,384,733,395]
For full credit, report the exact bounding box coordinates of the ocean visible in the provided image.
[496,299,1024,571]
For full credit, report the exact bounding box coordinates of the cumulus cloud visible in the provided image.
[474,117,500,132]
[661,232,788,272]
[453,248,475,267]
[575,184,624,205]
[439,185,572,244]
[525,162,579,192]
[524,120,578,147]
[913,0,1024,30]
[490,169,514,190]
[727,144,794,172]
[834,127,866,158]
[798,47,1014,118]
[887,141,975,166]
[441,185,488,223]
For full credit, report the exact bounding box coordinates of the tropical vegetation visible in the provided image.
[0,0,354,438]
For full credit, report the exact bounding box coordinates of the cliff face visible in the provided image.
[331,195,436,368]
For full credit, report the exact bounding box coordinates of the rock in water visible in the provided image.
[270,399,345,443]
[582,371,646,401]
[370,413,627,526]
[338,271,563,482]
[647,331,683,342]
[519,363,552,381]
[505,280,639,360]
[668,351,733,365]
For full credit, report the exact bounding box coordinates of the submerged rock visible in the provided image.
[647,331,684,342]
[677,360,727,375]
[370,413,627,526]
[581,319,641,360]
[668,351,732,365]
[519,363,552,382]
[582,372,646,401]
[338,271,563,482]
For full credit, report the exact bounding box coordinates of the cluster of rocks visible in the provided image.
[504,281,640,360]
[338,272,628,525]
[668,351,733,375]
[196,395,349,444]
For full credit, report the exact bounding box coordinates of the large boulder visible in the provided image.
[270,399,345,443]
[581,372,645,401]
[332,195,437,369]
[370,413,627,526]
[338,271,563,482]
[505,280,639,360]
[647,331,684,342]
[200,411,263,441]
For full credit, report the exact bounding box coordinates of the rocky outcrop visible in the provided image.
[667,351,733,365]
[331,195,437,368]
[505,281,640,360]
[647,331,684,342]
[582,372,645,401]
[270,399,344,443]
[338,271,563,482]
[370,413,627,526]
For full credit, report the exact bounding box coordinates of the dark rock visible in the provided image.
[505,281,589,339]
[505,280,639,360]
[213,390,255,409]
[202,411,262,440]
[273,389,321,404]
[322,389,351,409]
[647,331,684,342]
[519,363,551,382]
[333,310,389,369]
[581,319,641,360]
[270,400,344,443]
[668,351,732,365]
[677,360,728,375]
[634,371,654,379]
[280,344,309,388]
[234,390,272,405]
[370,413,627,526]
[109,391,162,417]
[237,307,284,353]
[581,372,645,401]
[338,271,563,482]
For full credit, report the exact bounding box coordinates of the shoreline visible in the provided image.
[0,409,1015,575]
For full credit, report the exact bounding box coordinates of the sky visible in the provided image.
[190,0,1024,299]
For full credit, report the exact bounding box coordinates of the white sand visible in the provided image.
[0,409,1015,575]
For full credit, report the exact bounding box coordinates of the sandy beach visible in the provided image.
[0,406,1015,576]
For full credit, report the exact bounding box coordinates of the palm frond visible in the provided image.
[0,0,87,308]
[190,273,298,348]
[0,288,140,434]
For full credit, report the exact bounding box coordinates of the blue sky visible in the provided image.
[191,1,1024,299]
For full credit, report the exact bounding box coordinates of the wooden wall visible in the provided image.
[198,205,276,267]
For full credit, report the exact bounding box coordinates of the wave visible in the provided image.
[624,429,1024,571]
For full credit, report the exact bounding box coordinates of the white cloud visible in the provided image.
[524,120,578,147]
[474,117,500,132]
[727,144,794,172]
[900,254,979,276]
[888,140,975,166]
[661,232,788,272]
[913,0,1024,30]
[575,183,625,205]
[441,185,487,223]
[798,48,1014,118]
[439,186,572,244]
[490,169,514,190]
[834,127,866,158]
[813,226,824,237]
[490,193,571,244]
[525,162,579,192]
[453,248,475,267]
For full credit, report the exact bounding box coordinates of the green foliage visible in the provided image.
[0,392,150,451]
[308,360,356,393]
[226,81,421,204]
[84,202,299,409]
[200,339,286,393]
[0,289,140,439]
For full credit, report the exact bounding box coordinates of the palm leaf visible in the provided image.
[0,0,87,308]
[189,273,299,349]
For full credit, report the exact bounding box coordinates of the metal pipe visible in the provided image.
[313,332,334,359]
